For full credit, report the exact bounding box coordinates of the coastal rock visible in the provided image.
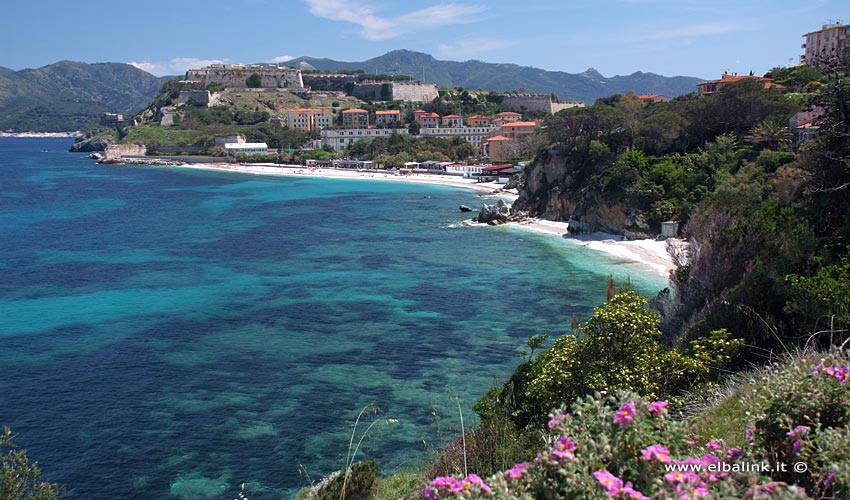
[478,199,511,224]
[514,149,653,236]
[69,133,116,153]
[459,205,473,212]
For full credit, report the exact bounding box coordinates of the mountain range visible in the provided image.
[1,51,705,132]
[0,61,166,132]
[288,50,704,103]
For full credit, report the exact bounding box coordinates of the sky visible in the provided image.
[1,0,845,80]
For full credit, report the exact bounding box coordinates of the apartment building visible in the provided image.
[342,108,369,128]
[802,23,850,66]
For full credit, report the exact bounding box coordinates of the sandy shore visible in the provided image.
[172,162,509,194]
[124,160,677,276]
[514,218,680,277]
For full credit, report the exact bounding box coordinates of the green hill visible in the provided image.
[0,61,167,132]
[289,49,704,102]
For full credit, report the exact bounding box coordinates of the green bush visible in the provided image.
[0,427,64,500]
[480,291,743,428]
[316,461,379,500]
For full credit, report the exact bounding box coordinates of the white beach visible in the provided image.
[128,160,678,277]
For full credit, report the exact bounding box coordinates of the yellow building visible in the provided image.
[286,108,333,131]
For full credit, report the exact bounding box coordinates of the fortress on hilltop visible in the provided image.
[185,64,305,89]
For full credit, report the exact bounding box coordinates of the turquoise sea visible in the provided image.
[0,138,667,499]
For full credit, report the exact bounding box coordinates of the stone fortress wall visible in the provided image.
[350,82,439,102]
[185,65,304,89]
[501,94,584,114]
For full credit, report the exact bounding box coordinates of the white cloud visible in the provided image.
[272,55,295,63]
[303,0,485,41]
[437,38,508,59]
[129,57,228,76]
[638,21,748,41]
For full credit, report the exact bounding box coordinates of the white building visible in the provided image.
[418,126,495,149]
[224,143,270,156]
[321,128,409,152]
[445,163,486,177]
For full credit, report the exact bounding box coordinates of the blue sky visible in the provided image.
[1,0,844,79]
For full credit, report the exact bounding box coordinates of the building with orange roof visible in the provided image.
[638,94,671,103]
[375,109,401,125]
[497,121,539,139]
[442,114,463,128]
[342,108,369,128]
[467,115,490,127]
[286,108,333,131]
[415,111,440,128]
[697,73,783,97]
[482,135,515,161]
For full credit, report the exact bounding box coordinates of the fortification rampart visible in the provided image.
[501,94,585,114]
[104,144,147,160]
[351,82,438,102]
[185,66,304,89]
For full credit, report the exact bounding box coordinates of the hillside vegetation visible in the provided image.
[0,61,166,132]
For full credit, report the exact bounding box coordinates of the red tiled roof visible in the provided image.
[443,114,461,118]
[485,135,512,142]
[342,108,368,113]
[375,110,400,114]
[482,164,517,171]
[503,121,538,127]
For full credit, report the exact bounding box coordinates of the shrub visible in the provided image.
[315,461,379,500]
[0,427,64,500]
[748,351,850,497]
[425,392,809,499]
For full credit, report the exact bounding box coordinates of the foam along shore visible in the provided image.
[168,161,510,194]
[515,219,680,277]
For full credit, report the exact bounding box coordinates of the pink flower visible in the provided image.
[505,462,529,479]
[424,476,461,498]
[823,470,836,489]
[459,474,490,493]
[705,440,721,450]
[648,400,669,413]
[621,483,650,500]
[787,425,809,437]
[664,470,700,484]
[593,470,624,495]
[727,447,744,458]
[552,435,576,459]
[641,444,672,464]
[613,402,636,427]
[791,438,803,455]
[745,426,756,441]
[548,412,566,430]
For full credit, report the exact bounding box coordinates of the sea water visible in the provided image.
[0,138,667,499]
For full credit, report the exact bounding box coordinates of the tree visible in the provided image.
[745,118,793,150]
[0,427,63,500]
[245,73,262,88]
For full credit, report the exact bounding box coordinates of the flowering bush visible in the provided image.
[424,392,810,499]
[747,351,850,497]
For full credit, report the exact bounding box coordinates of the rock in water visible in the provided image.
[459,205,473,212]
[478,199,511,224]
[69,134,116,152]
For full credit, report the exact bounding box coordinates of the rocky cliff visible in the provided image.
[513,149,653,238]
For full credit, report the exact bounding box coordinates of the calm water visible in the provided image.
[0,138,666,499]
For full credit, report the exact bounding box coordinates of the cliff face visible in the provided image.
[514,149,653,238]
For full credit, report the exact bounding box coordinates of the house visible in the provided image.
[442,114,463,128]
[497,121,539,139]
[375,110,401,125]
[482,135,514,161]
[445,163,486,178]
[801,23,850,67]
[467,115,490,127]
[320,128,409,152]
[418,126,495,149]
[414,110,440,128]
[478,164,520,183]
[790,107,826,150]
[697,72,783,97]
[492,112,522,127]
[224,143,270,157]
[342,108,369,128]
[286,108,334,131]
[638,94,672,103]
